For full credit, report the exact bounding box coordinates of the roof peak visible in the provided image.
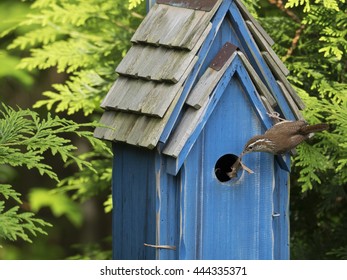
[94,0,304,154]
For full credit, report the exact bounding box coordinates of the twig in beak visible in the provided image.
[240,161,254,174]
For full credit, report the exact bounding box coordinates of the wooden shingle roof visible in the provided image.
[94,0,304,151]
[94,0,222,148]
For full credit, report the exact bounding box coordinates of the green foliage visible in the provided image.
[68,239,112,260]
[0,0,143,258]
[0,103,109,244]
[0,192,51,244]
[128,0,144,10]
[260,1,347,191]
[34,71,106,115]
[0,51,34,86]
[57,151,113,202]
[285,0,345,12]
[0,130,52,244]
[6,0,345,261]
[242,0,261,16]
[8,0,144,117]
[3,0,143,211]
[0,103,103,178]
[258,0,347,259]
[29,188,83,227]
[0,1,29,37]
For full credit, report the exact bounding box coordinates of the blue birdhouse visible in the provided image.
[94,0,305,260]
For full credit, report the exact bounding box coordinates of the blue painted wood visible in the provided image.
[111,0,291,260]
[227,2,296,121]
[199,13,242,74]
[273,160,290,259]
[159,0,231,145]
[166,54,288,176]
[234,57,290,171]
[165,59,238,176]
[153,148,180,259]
[178,143,205,259]
[112,77,289,259]
[180,78,276,259]
[112,143,157,259]
[112,143,181,260]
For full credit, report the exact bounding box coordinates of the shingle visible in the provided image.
[131,2,222,50]
[100,26,211,119]
[101,77,176,117]
[95,54,197,148]
[94,86,184,149]
[116,43,197,83]
[163,97,209,157]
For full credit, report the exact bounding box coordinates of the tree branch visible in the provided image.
[283,24,305,61]
[267,0,305,60]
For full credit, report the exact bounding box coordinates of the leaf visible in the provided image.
[0,184,22,203]
[128,0,143,10]
[29,188,83,227]
[0,204,51,243]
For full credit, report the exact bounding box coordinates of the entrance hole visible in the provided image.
[214,153,240,182]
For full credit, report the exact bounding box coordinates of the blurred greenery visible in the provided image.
[256,0,347,259]
[0,0,143,259]
[0,0,346,260]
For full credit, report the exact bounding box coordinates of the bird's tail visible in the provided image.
[300,123,329,134]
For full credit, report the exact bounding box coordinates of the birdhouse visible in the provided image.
[94,0,305,260]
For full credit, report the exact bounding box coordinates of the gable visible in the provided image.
[163,49,279,175]
[94,0,304,154]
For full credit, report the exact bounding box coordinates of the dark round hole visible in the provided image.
[214,154,239,182]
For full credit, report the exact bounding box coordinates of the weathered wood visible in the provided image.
[158,1,231,144]
[95,57,196,149]
[116,45,191,83]
[101,78,175,117]
[112,143,158,260]
[235,0,274,46]
[262,52,305,110]
[164,55,276,165]
[276,81,304,120]
[118,25,210,83]
[186,51,237,109]
[131,2,222,50]
[228,2,296,121]
[260,95,276,116]
[139,86,184,148]
[237,51,277,107]
[101,22,210,118]
[157,0,219,11]
[246,21,289,77]
[163,98,208,158]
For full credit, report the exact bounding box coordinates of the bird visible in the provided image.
[242,120,329,156]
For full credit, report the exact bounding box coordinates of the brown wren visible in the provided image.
[242,120,329,156]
